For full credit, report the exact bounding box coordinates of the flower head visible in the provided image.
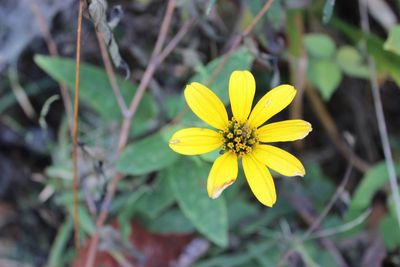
[169,70,312,207]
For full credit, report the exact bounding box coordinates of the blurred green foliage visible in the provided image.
[12,0,399,266]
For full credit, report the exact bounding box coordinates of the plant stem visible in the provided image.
[96,32,128,114]
[72,0,85,251]
[358,0,400,229]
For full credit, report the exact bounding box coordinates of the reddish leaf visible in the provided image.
[73,221,194,267]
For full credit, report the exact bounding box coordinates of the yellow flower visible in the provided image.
[169,70,312,207]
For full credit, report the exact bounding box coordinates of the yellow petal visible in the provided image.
[247,85,296,128]
[169,128,222,155]
[252,145,305,177]
[207,152,238,198]
[184,82,228,130]
[258,120,312,142]
[242,153,276,207]
[229,70,256,123]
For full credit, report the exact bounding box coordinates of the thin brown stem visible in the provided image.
[72,0,85,251]
[117,0,177,152]
[28,0,74,132]
[117,61,158,152]
[151,0,176,58]
[157,18,195,64]
[96,32,128,114]
[243,0,273,36]
[83,172,123,267]
[28,0,58,56]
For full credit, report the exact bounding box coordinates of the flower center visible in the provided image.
[220,118,259,157]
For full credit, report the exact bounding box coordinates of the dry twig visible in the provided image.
[96,32,128,114]
[117,0,177,153]
[72,0,85,251]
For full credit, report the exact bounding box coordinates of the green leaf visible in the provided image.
[379,196,400,249]
[110,177,148,212]
[304,34,336,59]
[168,158,228,247]
[346,162,400,220]
[379,214,400,250]
[295,242,323,267]
[194,241,277,267]
[337,46,369,78]
[34,55,157,136]
[117,186,149,219]
[66,205,95,235]
[307,59,342,100]
[46,218,73,267]
[78,206,96,235]
[116,132,180,176]
[384,25,400,55]
[147,208,196,234]
[227,198,258,229]
[322,0,336,24]
[387,194,400,222]
[332,18,400,88]
[117,186,148,240]
[302,241,338,267]
[136,171,176,219]
[240,200,292,235]
[165,94,184,120]
[248,242,280,267]
[200,149,221,163]
[304,163,335,210]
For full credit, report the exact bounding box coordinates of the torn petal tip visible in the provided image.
[209,180,235,199]
[294,171,305,177]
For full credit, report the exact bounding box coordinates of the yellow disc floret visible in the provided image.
[220,118,259,157]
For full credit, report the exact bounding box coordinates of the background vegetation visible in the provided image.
[1,0,400,266]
